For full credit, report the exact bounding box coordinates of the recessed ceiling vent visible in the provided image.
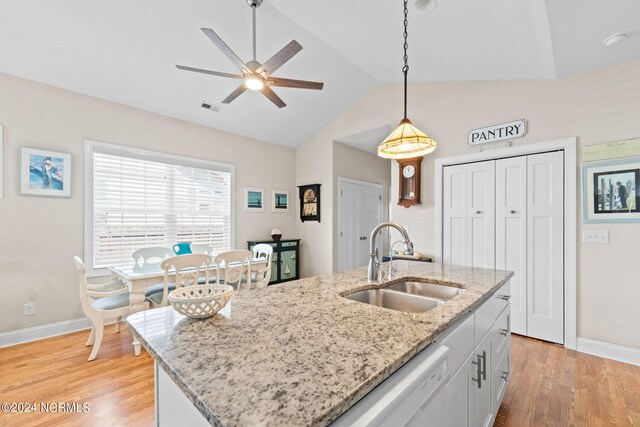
[201,102,219,112]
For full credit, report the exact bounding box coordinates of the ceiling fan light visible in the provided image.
[378,119,437,159]
[245,76,265,90]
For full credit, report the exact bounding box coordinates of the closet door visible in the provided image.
[467,161,495,269]
[443,164,469,266]
[495,157,527,336]
[527,151,564,344]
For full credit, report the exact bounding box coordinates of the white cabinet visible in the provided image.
[443,152,564,344]
[436,281,511,427]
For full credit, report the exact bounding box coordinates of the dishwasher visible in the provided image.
[332,343,449,427]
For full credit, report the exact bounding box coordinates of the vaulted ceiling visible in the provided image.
[1,0,638,148]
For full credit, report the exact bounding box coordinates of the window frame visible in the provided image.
[84,140,235,277]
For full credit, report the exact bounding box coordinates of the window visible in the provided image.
[85,141,234,273]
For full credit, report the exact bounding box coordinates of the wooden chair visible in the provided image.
[74,256,130,361]
[215,250,252,290]
[132,247,174,264]
[146,254,212,307]
[251,244,273,288]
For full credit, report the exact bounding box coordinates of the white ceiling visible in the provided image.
[0,0,639,149]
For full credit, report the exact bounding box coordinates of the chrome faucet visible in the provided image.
[367,222,414,283]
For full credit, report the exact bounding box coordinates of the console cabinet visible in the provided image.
[247,239,300,284]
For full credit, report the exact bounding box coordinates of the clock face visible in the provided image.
[403,165,415,179]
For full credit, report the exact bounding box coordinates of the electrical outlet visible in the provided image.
[24,302,35,316]
[582,230,609,244]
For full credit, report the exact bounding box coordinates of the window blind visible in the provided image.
[91,149,232,268]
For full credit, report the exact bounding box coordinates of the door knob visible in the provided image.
[510,210,517,214]
[476,210,483,214]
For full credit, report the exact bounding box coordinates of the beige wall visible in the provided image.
[0,72,296,333]
[332,142,391,271]
[298,56,640,350]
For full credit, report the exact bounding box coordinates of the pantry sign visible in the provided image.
[468,119,527,146]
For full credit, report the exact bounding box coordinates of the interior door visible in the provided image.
[527,151,564,344]
[338,180,382,271]
[443,164,468,266]
[495,156,527,336]
[467,161,496,269]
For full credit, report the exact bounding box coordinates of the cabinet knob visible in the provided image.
[498,295,511,301]
[500,328,509,337]
[501,371,509,381]
[510,210,517,214]
[476,210,483,214]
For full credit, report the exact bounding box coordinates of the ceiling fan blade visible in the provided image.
[260,86,286,108]
[267,77,324,90]
[257,40,303,76]
[176,65,243,79]
[222,84,248,104]
[201,28,249,73]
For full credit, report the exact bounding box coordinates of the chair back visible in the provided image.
[132,247,174,264]
[252,244,273,288]
[161,253,212,288]
[215,250,252,290]
[74,256,94,316]
[190,243,214,255]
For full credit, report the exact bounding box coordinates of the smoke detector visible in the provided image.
[603,33,628,47]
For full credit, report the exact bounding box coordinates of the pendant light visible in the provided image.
[378,0,436,160]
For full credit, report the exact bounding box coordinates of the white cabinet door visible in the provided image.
[527,151,564,344]
[443,164,469,266]
[495,156,527,335]
[444,352,474,427]
[467,161,495,269]
[472,332,493,427]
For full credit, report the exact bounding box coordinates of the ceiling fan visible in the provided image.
[176,0,324,109]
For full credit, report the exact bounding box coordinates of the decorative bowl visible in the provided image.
[271,228,282,241]
[168,285,234,319]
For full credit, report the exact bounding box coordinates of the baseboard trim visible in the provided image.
[0,317,92,348]
[577,337,640,366]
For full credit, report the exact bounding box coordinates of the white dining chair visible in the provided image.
[251,244,273,288]
[74,256,130,361]
[146,254,212,307]
[132,247,174,264]
[215,250,252,290]
[190,243,215,255]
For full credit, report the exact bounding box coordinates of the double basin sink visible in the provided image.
[344,281,464,313]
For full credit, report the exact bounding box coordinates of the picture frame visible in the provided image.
[298,184,321,222]
[581,157,640,223]
[20,147,72,197]
[272,189,290,213]
[244,186,265,212]
[0,126,3,199]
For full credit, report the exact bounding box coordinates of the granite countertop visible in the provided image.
[127,261,513,427]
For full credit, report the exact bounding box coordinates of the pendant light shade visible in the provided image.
[378,0,436,159]
[378,119,436,159]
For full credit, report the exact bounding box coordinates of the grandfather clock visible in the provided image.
[397,157,422,208]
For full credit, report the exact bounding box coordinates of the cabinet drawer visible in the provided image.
[281,241,299,248]
[492,338,511,409]
[475,281,510,344]
[438,313,474,375]
[492,305,510,361]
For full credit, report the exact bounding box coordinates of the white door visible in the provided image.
[443,164,469,266]
[495,156,527,336]
[467,161,495,269]
[527,151,564,344]
[338,180,382,271]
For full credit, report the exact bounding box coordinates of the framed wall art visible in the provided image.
[244,186,265,212]
[582,156,640,223]
[298,184,320,222]
[0,126,3,199]
[272,189,290,213]
[20,147,72,197]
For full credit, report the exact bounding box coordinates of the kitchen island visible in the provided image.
[127,261,513,426]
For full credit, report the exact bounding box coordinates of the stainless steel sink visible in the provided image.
[386,281,465,300]
[344,289,443,313]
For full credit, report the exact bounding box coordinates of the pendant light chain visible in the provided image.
[403,0,409,120]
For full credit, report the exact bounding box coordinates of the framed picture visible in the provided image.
[582,157,640,223]
[298,184,321,222]
[272,189,290,213]
[244,186,265,212]
[0,126,3,199]
[20,147,72,197]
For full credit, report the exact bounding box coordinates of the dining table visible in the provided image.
[107,257,267,356]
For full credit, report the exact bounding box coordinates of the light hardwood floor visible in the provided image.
[1,329,638,426]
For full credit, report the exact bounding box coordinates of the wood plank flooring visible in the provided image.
[1,329,638,426]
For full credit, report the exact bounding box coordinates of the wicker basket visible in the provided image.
[168,285,234,319]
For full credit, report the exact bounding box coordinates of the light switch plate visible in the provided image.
[582,230,609,243]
